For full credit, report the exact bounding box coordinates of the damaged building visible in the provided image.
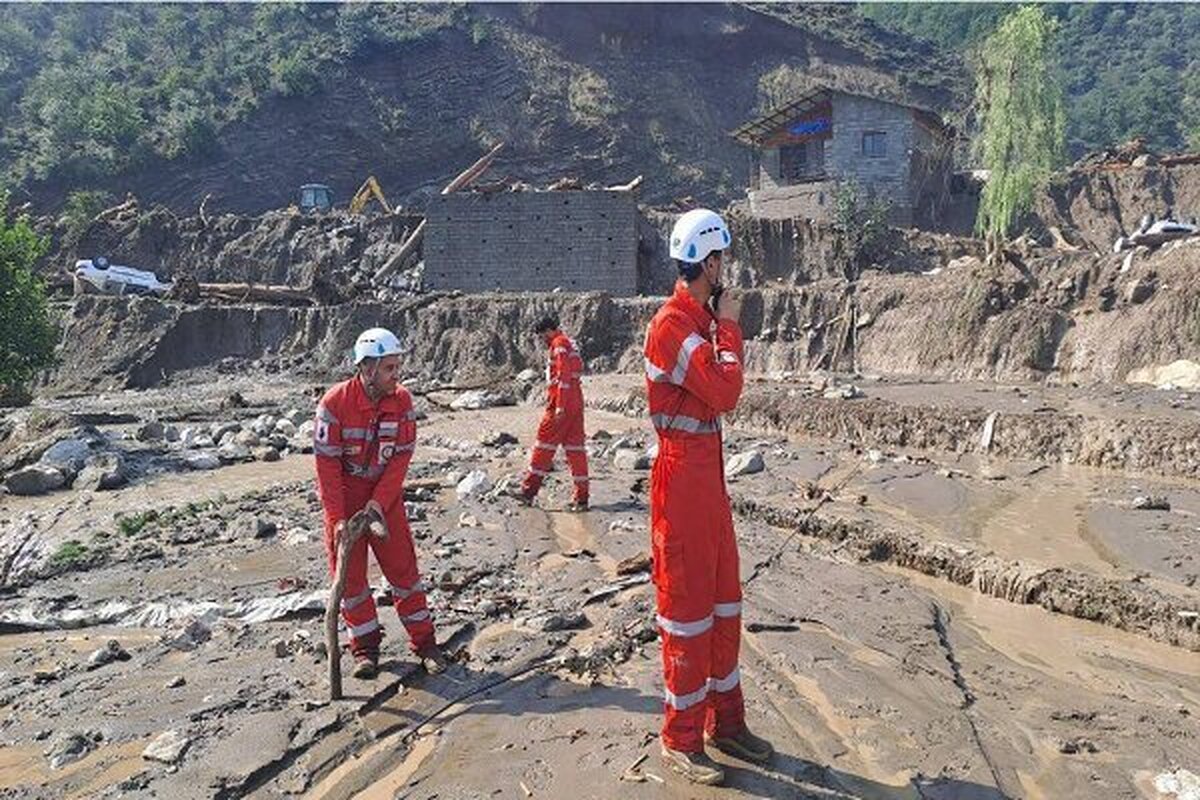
[731,84,954,228]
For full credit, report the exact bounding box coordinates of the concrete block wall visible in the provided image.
[826,94,914,225]
[424,191,639,295]
[747,181,837,221]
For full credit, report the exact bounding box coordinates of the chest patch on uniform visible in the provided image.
[315,422,330,443]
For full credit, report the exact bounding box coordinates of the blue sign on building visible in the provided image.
[788,118,830,136]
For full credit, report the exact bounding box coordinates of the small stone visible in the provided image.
[234,429,261,447]
[1132,495,1170,511]
[184,452,221,471]
[212,422,241,441]
[286,408,307,427]
[142,730,191,764]
[867,449,885,464]
[613,449,651,471]
[253,446,281,463]
[76,453,128,491]
[166,617,212,651]
[163,425,180,442]
[135,421,165,442]
[522,611,589,632]
[233,514,277,539]
[39,437,93,478]
[725,450,765,477]
[86,639,131,668]
[456,470,492,499]
[450,390,515,411]
[252,414,278,436]
[459,512,481,528]
[1057,737,1098,755]
[216,442,252,464]
[45,732,95,769]
[282,527,314,547]
[4,465,67,496]
[271,638,290,658]
[480,431,518,447]
[478,600,499,617]
[165,676,186,689]
[274,419,298,438]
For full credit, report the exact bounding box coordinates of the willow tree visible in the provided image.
[974,5,1065,261]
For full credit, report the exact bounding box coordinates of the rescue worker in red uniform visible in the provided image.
[519,315,589,511]
[314,327,447,679]
[644,209,773,785]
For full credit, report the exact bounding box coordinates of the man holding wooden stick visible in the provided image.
[314,327,447,680]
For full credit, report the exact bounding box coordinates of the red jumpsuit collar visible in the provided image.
[671,280,716,331]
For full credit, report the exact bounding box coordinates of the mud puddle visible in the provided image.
[883,565,1200,710]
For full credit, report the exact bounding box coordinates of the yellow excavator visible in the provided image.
[348,175,393,215]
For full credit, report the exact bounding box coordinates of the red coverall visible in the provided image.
[313,375,435,658]
[521,331,589,503]
[644,281,746,753]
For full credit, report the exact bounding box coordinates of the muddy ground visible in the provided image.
[0,371,1196,800]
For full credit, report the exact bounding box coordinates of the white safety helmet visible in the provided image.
[353,327,403,365]
[669,208,731,264]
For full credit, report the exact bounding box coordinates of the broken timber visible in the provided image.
[374,142,505,283]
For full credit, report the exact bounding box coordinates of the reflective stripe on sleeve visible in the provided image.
[649,414,720,435]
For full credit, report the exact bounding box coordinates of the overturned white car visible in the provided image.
[73,257,171,297]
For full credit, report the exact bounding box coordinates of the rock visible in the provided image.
[165,675,186,689]
[87,639,131,668]
[1126,276,1156,304]
[456,469,492,499]
[450,390,515,410]
[45,731,97,769]
[164,425,180,442]
[166,617,213,651]
[1057,737,1098,755]
[212,422,241,442]
[285,408,307,427]
[297,420,315,440]
[823,384,864,400]
[234,514,277,539]
[268,433,289,450]
[179,427,202,448]
[234,429,261,447]
[591,429,612,441]
[271,638,290,658]
[39,437,93,478]
[613,449,651,471]
[4,465,67,496]
[217,442,252,464]
[135,421,165,442]
[253,446,281,463]
[76,453,128,491]
[616,552,652,575]
[459,512,481,528]
[251,414,278,436]
[478,600,499,617]
[405,502,428,522]
[725,450,765,477]
[480,431,518,447]
[521,611,589,632]
[274,419,297,438]
[1132,495,1170,511]
[143,730,191,764]
[515,368,539,383]
[282,527,314,547]
[1154,768,1200,800]
[221,391,247,409]
[867,449,885,464]
[184,452,221,471]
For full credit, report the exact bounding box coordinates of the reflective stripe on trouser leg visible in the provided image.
[658,622,713,753]
[370,515,435,652]
[706,510,745,738]
[564,408,588,502]
[326,527,381,658]
[522,407,563,498]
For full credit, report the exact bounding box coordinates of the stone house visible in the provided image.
[731,85,954,228]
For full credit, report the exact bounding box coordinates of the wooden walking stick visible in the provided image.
[326,508,388,700]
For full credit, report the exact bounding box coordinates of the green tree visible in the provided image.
[0,191,56,400]
[973,5,1065,259]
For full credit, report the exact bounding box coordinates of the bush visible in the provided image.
[62,189,111,245]
[0,192,56,396]
[833,181,892,268]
